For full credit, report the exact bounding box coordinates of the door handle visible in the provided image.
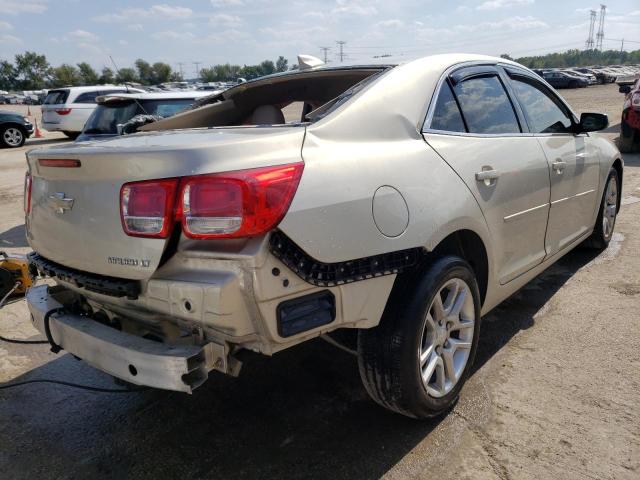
[552,161,566,173]
[475,169,500,185]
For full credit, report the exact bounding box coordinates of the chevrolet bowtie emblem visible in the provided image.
[48,192,74,214]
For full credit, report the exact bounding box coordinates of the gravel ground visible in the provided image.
[1,84,639,479]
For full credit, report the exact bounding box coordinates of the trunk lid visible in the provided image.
[26,126,305,280]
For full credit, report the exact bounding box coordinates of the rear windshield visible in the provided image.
[44,89,69,105]
[83,98,195,135]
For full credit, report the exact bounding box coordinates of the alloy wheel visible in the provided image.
[3,127,23,147]
[602,176,618,239]
[419,278,476,398]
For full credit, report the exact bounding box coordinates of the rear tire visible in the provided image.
[584,167,619,249]
[62,131,80,140]
[357,255,481,418]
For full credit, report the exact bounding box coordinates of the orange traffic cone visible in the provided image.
[33,118,43,138]
[27,105,31,117]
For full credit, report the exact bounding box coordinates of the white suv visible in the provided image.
[41,86,143,139]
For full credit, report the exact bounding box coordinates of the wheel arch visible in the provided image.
[612,158,623,212]
[429,229,489,307]
[1,122,27,134]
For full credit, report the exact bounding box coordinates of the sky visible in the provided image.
[0,0,639,76]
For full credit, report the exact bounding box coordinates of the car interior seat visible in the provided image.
[250,105,285,125]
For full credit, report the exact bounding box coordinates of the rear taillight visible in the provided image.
[24,173,32,214]
[120,179,179,238]
[119,163,304,240]
[54,108,72,115]
[181,163,304,239]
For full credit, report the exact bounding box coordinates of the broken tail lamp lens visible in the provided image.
[181,163,305,239]
[120,179,178,238]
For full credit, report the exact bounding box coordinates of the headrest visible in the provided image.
[251,105,285,125]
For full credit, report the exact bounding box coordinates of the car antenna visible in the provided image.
[109,55,129,93]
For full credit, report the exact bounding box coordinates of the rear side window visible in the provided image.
[430,82,465,132]
[74,91,99,104]
[43,90,69,105]
[453,76,520,134]
[510,77,572,134]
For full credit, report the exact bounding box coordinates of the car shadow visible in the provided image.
[0,246,602,479]
[0,224,28,248]
[601,121,621,134]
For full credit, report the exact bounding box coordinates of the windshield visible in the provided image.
[82,98,194,135]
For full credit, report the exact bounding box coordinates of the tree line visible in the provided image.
[0,51,290,91]
[505,48,640,69]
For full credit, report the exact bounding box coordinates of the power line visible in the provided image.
[193,61,202,78]
[336,41,346,62]
[319,46,331,63]
[585,9,597,49]
[595,4,606,50]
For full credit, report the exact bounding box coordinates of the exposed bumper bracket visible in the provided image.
[26,285,224,393]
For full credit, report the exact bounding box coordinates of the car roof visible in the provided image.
[48,85,135,93]
[97,91,212,103]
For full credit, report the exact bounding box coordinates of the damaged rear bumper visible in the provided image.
[26,284,217,393]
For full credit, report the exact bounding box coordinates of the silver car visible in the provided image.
[24,54,622,418]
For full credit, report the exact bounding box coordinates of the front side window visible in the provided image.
[452,75,520,134]
[510,77,572,134]
[430,82,465,132]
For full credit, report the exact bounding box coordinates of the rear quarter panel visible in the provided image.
[281,133,491,265]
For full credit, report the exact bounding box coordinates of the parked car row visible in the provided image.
[0,92,46,105]
[532,64,640,88]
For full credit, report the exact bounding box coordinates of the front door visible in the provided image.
[506,72,600,256]
[423,67,551,285]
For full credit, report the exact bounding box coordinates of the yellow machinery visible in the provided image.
[0,251,33,301]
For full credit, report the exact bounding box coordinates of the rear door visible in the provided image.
[423,65,551,284]
[66,90,102,131]
[505,68,600,255]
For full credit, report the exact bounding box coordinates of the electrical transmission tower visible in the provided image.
[585,10,596,49]
[595,4,606,50]
[320,47,331,63]
[193,61,202,78]
[336,41,346,62]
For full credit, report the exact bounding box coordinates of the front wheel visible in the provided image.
[584,167,619,249]
[1,126,25,148]
[357,256,481,418]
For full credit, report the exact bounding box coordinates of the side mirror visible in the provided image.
[619,85,632,94]
[578,112,608,133]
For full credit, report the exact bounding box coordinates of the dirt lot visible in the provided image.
[1,85,639,479]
